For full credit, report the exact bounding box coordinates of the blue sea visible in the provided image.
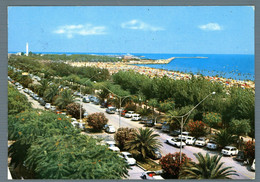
[9,52,255,81]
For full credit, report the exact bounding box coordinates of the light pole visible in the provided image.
[79,72,101,122]
[173,92,216,161]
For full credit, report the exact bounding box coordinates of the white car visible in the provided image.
[120,152,136,165]
[23,88,29,93]
[50,106,56,111]
[125,111,135,118]
[105,125,116,133]
[106,141,120,152]
[185,136,196,145]
[251,159,255,171]
[207,140,218,150]
[78,122,86,130]
[178,131,190,140]
[166,137,186,148]
[194,137,208,147]
[71,120,79,128]
[141,171,164,180]
[221,146,238,156]
[17,86,23,91]
[131,114,142,121]
[45,103,51,109]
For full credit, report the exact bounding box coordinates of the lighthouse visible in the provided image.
[26,42,29,56]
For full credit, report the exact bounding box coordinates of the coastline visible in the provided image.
[68,61,255,90]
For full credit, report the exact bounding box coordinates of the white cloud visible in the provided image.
[121,19,164,31]
[199,23,223,31]
[53,24,106,38]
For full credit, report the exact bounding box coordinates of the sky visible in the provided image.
[8,6,254,54]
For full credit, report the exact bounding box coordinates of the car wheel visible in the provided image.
[143,175,146,179]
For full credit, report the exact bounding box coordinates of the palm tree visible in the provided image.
[179,152,238,179]
[55,89,75,109]
[213,129,236,149]
[43,84,59,103]
[38,79,49,97]
[125,128,162,159]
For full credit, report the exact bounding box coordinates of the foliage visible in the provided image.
[203,112,222,130]
[229,119,251,139]
[55,89,75,109]
[158,98,175,113]
[43,84,59,103]
[244,141,255,161]
[25,134,129,179]
[187,120,208,138]
[159,152,191,178]
[8,84,32,115]
[124,102,137,112]
[66,103,85,119]
[179,153,238,179]
[125,128,162,159]
[114,127,136,150]
[87,112,108,131]
[213,129,236,149]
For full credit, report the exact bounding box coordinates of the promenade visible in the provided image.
[68,62,255,90]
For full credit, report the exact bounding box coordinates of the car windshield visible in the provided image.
[198,138,205,141]
[224,147,231,150]
[127,154,133,158]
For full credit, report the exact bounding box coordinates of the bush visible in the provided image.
[202,112,222,130]
[114,127,137,150]
[244,140,255,162]
[158,99,175,113]
[159,152,191,179]
[187,120,208,138]
[66,103,85,119]
[124,102,136,112]
[87,112,108,131]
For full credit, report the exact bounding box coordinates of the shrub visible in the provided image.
[114,127,136,150]
[187,120,208,138]
[202,112,222,131]
[159,152,191,179]
[87,112,108,131]
[158,99,175,113]
[244,140,255,162]
[66,103,85,119]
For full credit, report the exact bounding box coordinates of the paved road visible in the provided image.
[81,100,255,180]
[128,166,144,180]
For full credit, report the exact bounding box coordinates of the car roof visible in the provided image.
[121,151,131,155]
[224,146,236,149]
[106,141,116,144]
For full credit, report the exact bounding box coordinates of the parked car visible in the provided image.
[178,131,190,141]
[169,130,181,136]
[141,171,164,180]
[166,137,186,148]
[78,122,86,130]
[106,107,116,114]
[82,96,90,103]
[161,123,170,132]
[206,140,218,150]
[45,103,51,109]
[120,152,136,165]
[185,136,196,145]
[139,116,149,124]
[194,137,208,147]
[145,119,155,127]
[148,149,162,160]
[235,151,246,162]
[50,106,56,111]
[82,112,88,118]
[38,98,46,106]
[106,141,120,152]
[103,124,109,130]
[131,114,141,121]
[71,120,79,128]
[93,98,100,105]
[105,125,116,133]
[251,159,255,171]
[17,86,23,91]
[23,88,29,93]
[221,146,238,156]
[125,111,135,118]
[120,110,127,116]
[89,95,96,102]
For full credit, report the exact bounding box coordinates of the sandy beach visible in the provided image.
[68,62,255,90]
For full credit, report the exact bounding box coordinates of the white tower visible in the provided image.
[26,42,29,56]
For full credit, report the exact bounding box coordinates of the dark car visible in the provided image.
[139,116,149,124]
[93,98,100,105]
[145,119,155,127]
[148,149,162,160]
[169,130,181,136]
[38,98,46,106]
[235,151,245,162]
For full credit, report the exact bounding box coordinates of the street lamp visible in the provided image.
[173,92,216,161]
[79,72,101,122]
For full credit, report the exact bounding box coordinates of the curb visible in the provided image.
[136,163,147,171]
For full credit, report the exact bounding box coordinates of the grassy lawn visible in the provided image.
[137,159,162,171]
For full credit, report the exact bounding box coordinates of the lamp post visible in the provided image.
[79,72,101,122]
[173,92,216,161]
